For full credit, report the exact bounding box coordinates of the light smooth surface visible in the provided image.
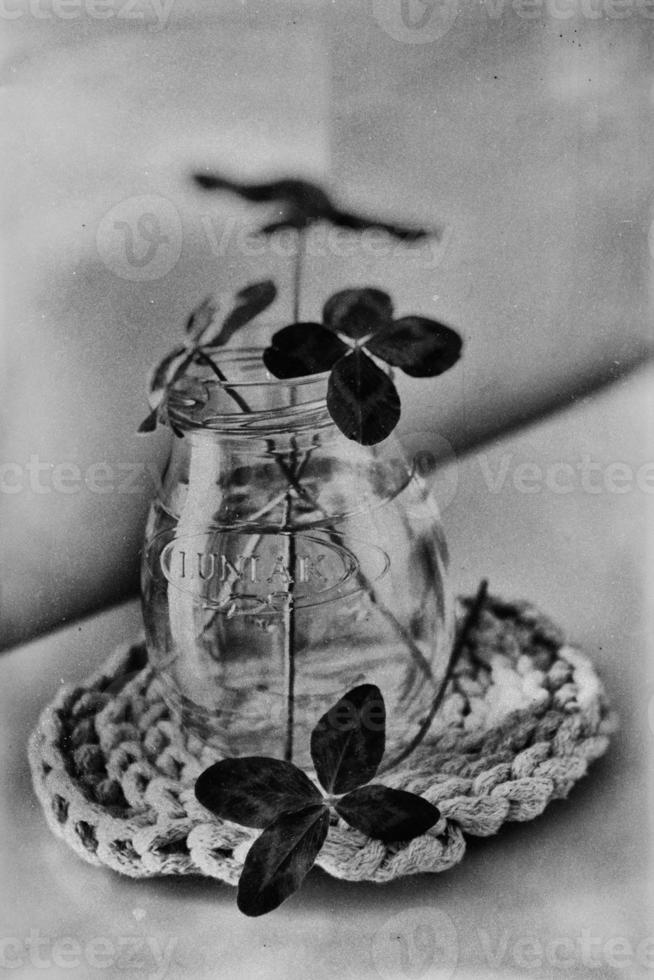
[2,365,652,979]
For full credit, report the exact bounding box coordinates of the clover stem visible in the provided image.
[379,578,489,774]
[191,347,435,754]
[195,351,301,761]
[281,493,297,762]
[194,350,252,414]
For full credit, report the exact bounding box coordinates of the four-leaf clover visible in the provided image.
[263,287,462,445]
[195,684,440,916]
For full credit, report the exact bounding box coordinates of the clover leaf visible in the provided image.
[195,684,440,916]
[137,281,277,436]
[263,288,462,445]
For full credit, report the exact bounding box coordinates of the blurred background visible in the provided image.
[2,0,653,649]
[2,5,653,972]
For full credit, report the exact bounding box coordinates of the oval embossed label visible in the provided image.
[157,530,389,614]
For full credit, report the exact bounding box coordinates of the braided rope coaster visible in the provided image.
[29,595,617,885]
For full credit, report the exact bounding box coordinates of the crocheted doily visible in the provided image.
[28,595,616,885]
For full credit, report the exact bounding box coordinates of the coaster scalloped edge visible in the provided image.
[28,594,617,885]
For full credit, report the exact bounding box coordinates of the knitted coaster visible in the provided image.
[28,595,617,885]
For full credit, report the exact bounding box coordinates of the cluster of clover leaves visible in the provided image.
[195,684,440,916]
[138,173,462,445]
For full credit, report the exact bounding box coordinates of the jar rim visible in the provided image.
[200,347,331,387]
[161,347,332,435]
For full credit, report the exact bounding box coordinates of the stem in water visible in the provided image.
[192,342,436,757]
[194,351,251,414]
[281,493,297,762]
[380,579,489,774]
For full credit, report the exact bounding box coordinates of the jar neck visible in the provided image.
[154,348,413,528]
[158,419,413,530]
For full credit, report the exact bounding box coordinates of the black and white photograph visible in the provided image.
[1,1,653,977]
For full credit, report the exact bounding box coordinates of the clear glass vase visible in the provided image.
[141,348,453,771]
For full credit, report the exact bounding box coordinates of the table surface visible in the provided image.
[2,365,653,980]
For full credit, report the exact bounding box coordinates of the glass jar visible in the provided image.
[141,348,453,771]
